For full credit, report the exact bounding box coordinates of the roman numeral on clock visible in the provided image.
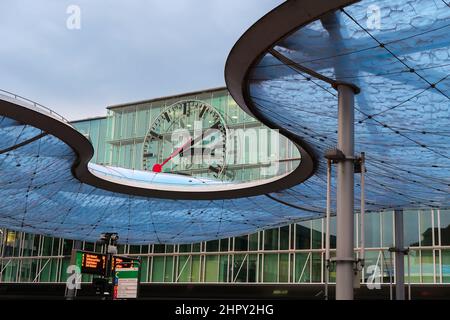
[199,106,207,119]
[149,131,163,140]
[163,112,171,123]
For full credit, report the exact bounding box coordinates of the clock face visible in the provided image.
[142,100,230,180]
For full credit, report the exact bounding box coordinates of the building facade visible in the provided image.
[1,88,450,291]
[1,210,450,285]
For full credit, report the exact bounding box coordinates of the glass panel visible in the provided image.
[364,212,381,248]
[249,233,258,251]
[140,257,148,282]
[233,254,247,283]
[60,258,71,283]
[296,222,311,250]
[219,255,229,282]
[164,257,174,282]
[19,260,32,282]
[311,253,322,282]
[407,249,421,283]
[179,244,191,253]
[42,236,53,256]
[279,253,289,283]
[192,243,201,252]
[382,211,393,247]
[151,256,164,282]
[219,239,229,252]
[206,240,219,252]
[83,242,94,252]
[421,250,434,283]
[22,233,34,257]
[248,254,257,283]
[38,259,50,282]
[263,254,278,283]
[442,250,450,283]
[311,220,322,249]
[234,236,248,251]
[404,210,420,247]
[440,210,450,246]
[129,245,140,254]
[295,253,310,283]
[279,226,289,250]
[264,228,278,251]
[177,256,190,282]
[420,211,433,246]
[191,256,200,282]
[363,250,381,283]
[205,255,219,282]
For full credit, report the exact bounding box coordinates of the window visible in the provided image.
[164,257,174,282]
[420,210,433,246]
[206,240,219,252]
[152,256,164,282]
[295,253,310,283]
[440,210,450,245]
[219,239,229,252]
[179,244,191,253]
[364,212,381,248]
[153,244,165,253]
[191,256,200,282]
[442,249,450,283]
[296,222,311,249]
[421,250,434,283]
[404,210,419,247]
[234,236,248,251]
[279,254,289,282]
[263,254,278,282]
[249,233,258,251]
[264,229,278,251]
[382,211,393,247]
[219,255,229,282]
[311,220,322,249]
[233,254,247,282]
[205,255,219,282]
[177,256,190,282]
[248,254,257,282]
[279,226,289,250]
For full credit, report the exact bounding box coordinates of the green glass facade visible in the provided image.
[1,88,450,287]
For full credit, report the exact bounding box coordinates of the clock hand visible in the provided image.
[152,137,192,172]
[152,124,222,173]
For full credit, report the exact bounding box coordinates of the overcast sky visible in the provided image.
[0,0,282,120]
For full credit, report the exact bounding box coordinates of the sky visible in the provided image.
[0,0,282,120]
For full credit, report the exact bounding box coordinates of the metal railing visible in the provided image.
[0,88,70,124]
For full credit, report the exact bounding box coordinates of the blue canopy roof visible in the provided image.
[0,93,317,244]
[226,0,450,213]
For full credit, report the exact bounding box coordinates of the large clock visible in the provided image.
[142,100,230,180]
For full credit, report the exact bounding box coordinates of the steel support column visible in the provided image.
[335,84,355,300]
[394,209,405,300]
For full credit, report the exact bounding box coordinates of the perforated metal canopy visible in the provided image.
[226,0,450,214]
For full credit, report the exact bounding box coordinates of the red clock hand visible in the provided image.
[152,125,220,173]
[152,137,192,172]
